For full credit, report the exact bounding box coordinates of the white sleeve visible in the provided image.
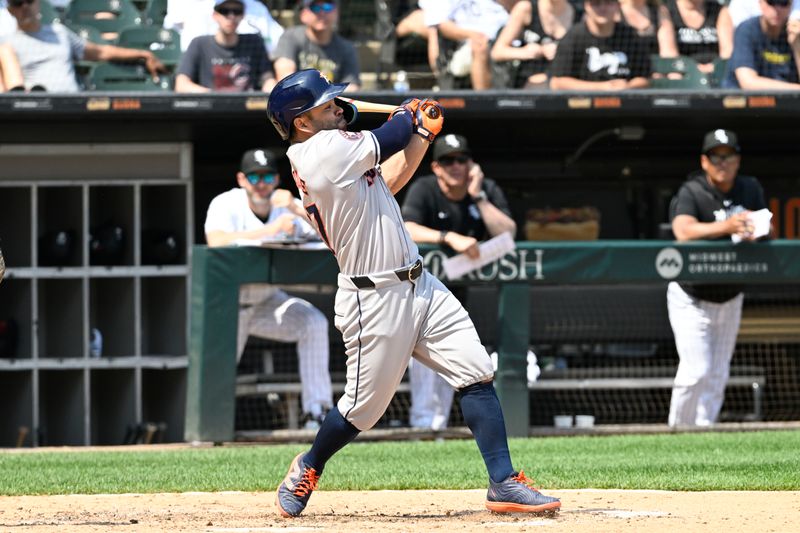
[318,130,380,188]
[422,0,455,26]
[203,194,236,235]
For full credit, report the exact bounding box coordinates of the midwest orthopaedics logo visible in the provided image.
[655,247,683,279]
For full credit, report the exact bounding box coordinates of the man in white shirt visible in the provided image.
[423,0,513,89]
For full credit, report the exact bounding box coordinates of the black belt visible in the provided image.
[350,259,423,289]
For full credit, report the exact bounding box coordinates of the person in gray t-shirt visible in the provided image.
[5,0,166,92]
[175,0,275,92]
[273,0,360,89]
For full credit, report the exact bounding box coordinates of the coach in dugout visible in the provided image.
[666,129,775,427]
[400,133,516,431]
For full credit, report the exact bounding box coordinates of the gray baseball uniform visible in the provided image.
[287,129,494,431]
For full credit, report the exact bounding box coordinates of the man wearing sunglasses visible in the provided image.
[401,134,516,432]
[204,148,333,431]
[723,0,800,87]
[176,0,276,92]
[666,129,774,427]
[3,0,166,92]
[273,0,361,90]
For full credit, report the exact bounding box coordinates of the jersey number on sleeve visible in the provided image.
[305,203,332,251]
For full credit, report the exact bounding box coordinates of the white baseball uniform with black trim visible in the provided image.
[667,171,767,426]
[287,129,493,431]
[204,187,333,417]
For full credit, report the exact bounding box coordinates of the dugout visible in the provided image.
[1,90,800,446]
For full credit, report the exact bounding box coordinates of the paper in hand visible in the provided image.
[731,209,772,243]
[442,232,516,280]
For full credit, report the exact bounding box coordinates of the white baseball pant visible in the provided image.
[666,282,743,427]
[237,286,333,417]
[334,264,494,431]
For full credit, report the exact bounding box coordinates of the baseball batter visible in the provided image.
[667,129,773,427]
[267,69,560,517]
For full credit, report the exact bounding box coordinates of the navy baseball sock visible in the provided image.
[458,381,514,483]
[304,406,360,475]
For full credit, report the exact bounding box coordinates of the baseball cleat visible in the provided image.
[485,470,561,514]
[276,452,319,517]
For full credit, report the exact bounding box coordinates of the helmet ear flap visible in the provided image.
[335,98,358,125]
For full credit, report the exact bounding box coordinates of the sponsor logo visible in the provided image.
[422,249,544,282]
[655,247,683,279]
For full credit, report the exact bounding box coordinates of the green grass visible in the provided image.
[1,430,798,496]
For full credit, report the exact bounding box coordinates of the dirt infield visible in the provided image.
[1,489,798,532]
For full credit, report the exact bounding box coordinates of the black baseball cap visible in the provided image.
[214,0,244,11]
[702,129,740,154]
[240,149,278,174]
[432,134,471,161]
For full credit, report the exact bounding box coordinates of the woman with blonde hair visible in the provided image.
[619,0,679,57]
[0,43,24,92]
[491,0,579,88]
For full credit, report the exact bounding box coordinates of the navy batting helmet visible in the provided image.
[267,70,349,140]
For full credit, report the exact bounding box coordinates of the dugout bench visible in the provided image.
[186,240,800,442]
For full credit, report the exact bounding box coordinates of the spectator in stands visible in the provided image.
[0,42,23,91]
[272,0,361,90]
[400,134,517,430]
[549,0,652,90]
[619,0,679,58]
[175,0,275,92]
[394,1,438,74]
[0,1,17,39]
[666,0,733,73]
[424,0,514,90]
[667,129,774,427]
[204,148,333,431]
[723,0,800,88]
[164,0,284,58]
[4,0,165,92]
[490,0,580,88]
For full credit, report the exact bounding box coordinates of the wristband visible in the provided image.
[438,230,448,245]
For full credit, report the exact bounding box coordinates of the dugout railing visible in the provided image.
[185,240,800,442]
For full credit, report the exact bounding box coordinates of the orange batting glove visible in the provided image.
[414,99,444,142]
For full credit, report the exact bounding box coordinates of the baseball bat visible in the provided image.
[337,97,396,114]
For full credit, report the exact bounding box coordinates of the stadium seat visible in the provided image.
[64,0,143,42]
[710,57,729,88]
[650,55,711,90]
[143,0,167,26]
[69,23,114,44]
[40,0,60,24]
[88,62,173,91]
[116,26,181,67]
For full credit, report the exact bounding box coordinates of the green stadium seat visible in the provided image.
[143,0,167,26]
[710,57,729,88]
[116,26,181,66]
[650,55,711,90]
[69,22,114,44]
[40,0,60,24]
[88,62,173,91]
[64,0,143,42]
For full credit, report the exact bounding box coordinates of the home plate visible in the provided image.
[592,510,668,518]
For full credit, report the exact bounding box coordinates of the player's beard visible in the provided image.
[315,114,347,132]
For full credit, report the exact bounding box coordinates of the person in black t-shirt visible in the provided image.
[401,133,516,430]
[666,129,775,428]
[176,0,275,93]
[550,0,652,89]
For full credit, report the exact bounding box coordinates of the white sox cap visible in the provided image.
[432,134,471,161]
[702,129,740,154]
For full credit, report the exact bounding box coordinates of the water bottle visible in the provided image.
[90,328,103,358]
[393,70,410,93]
